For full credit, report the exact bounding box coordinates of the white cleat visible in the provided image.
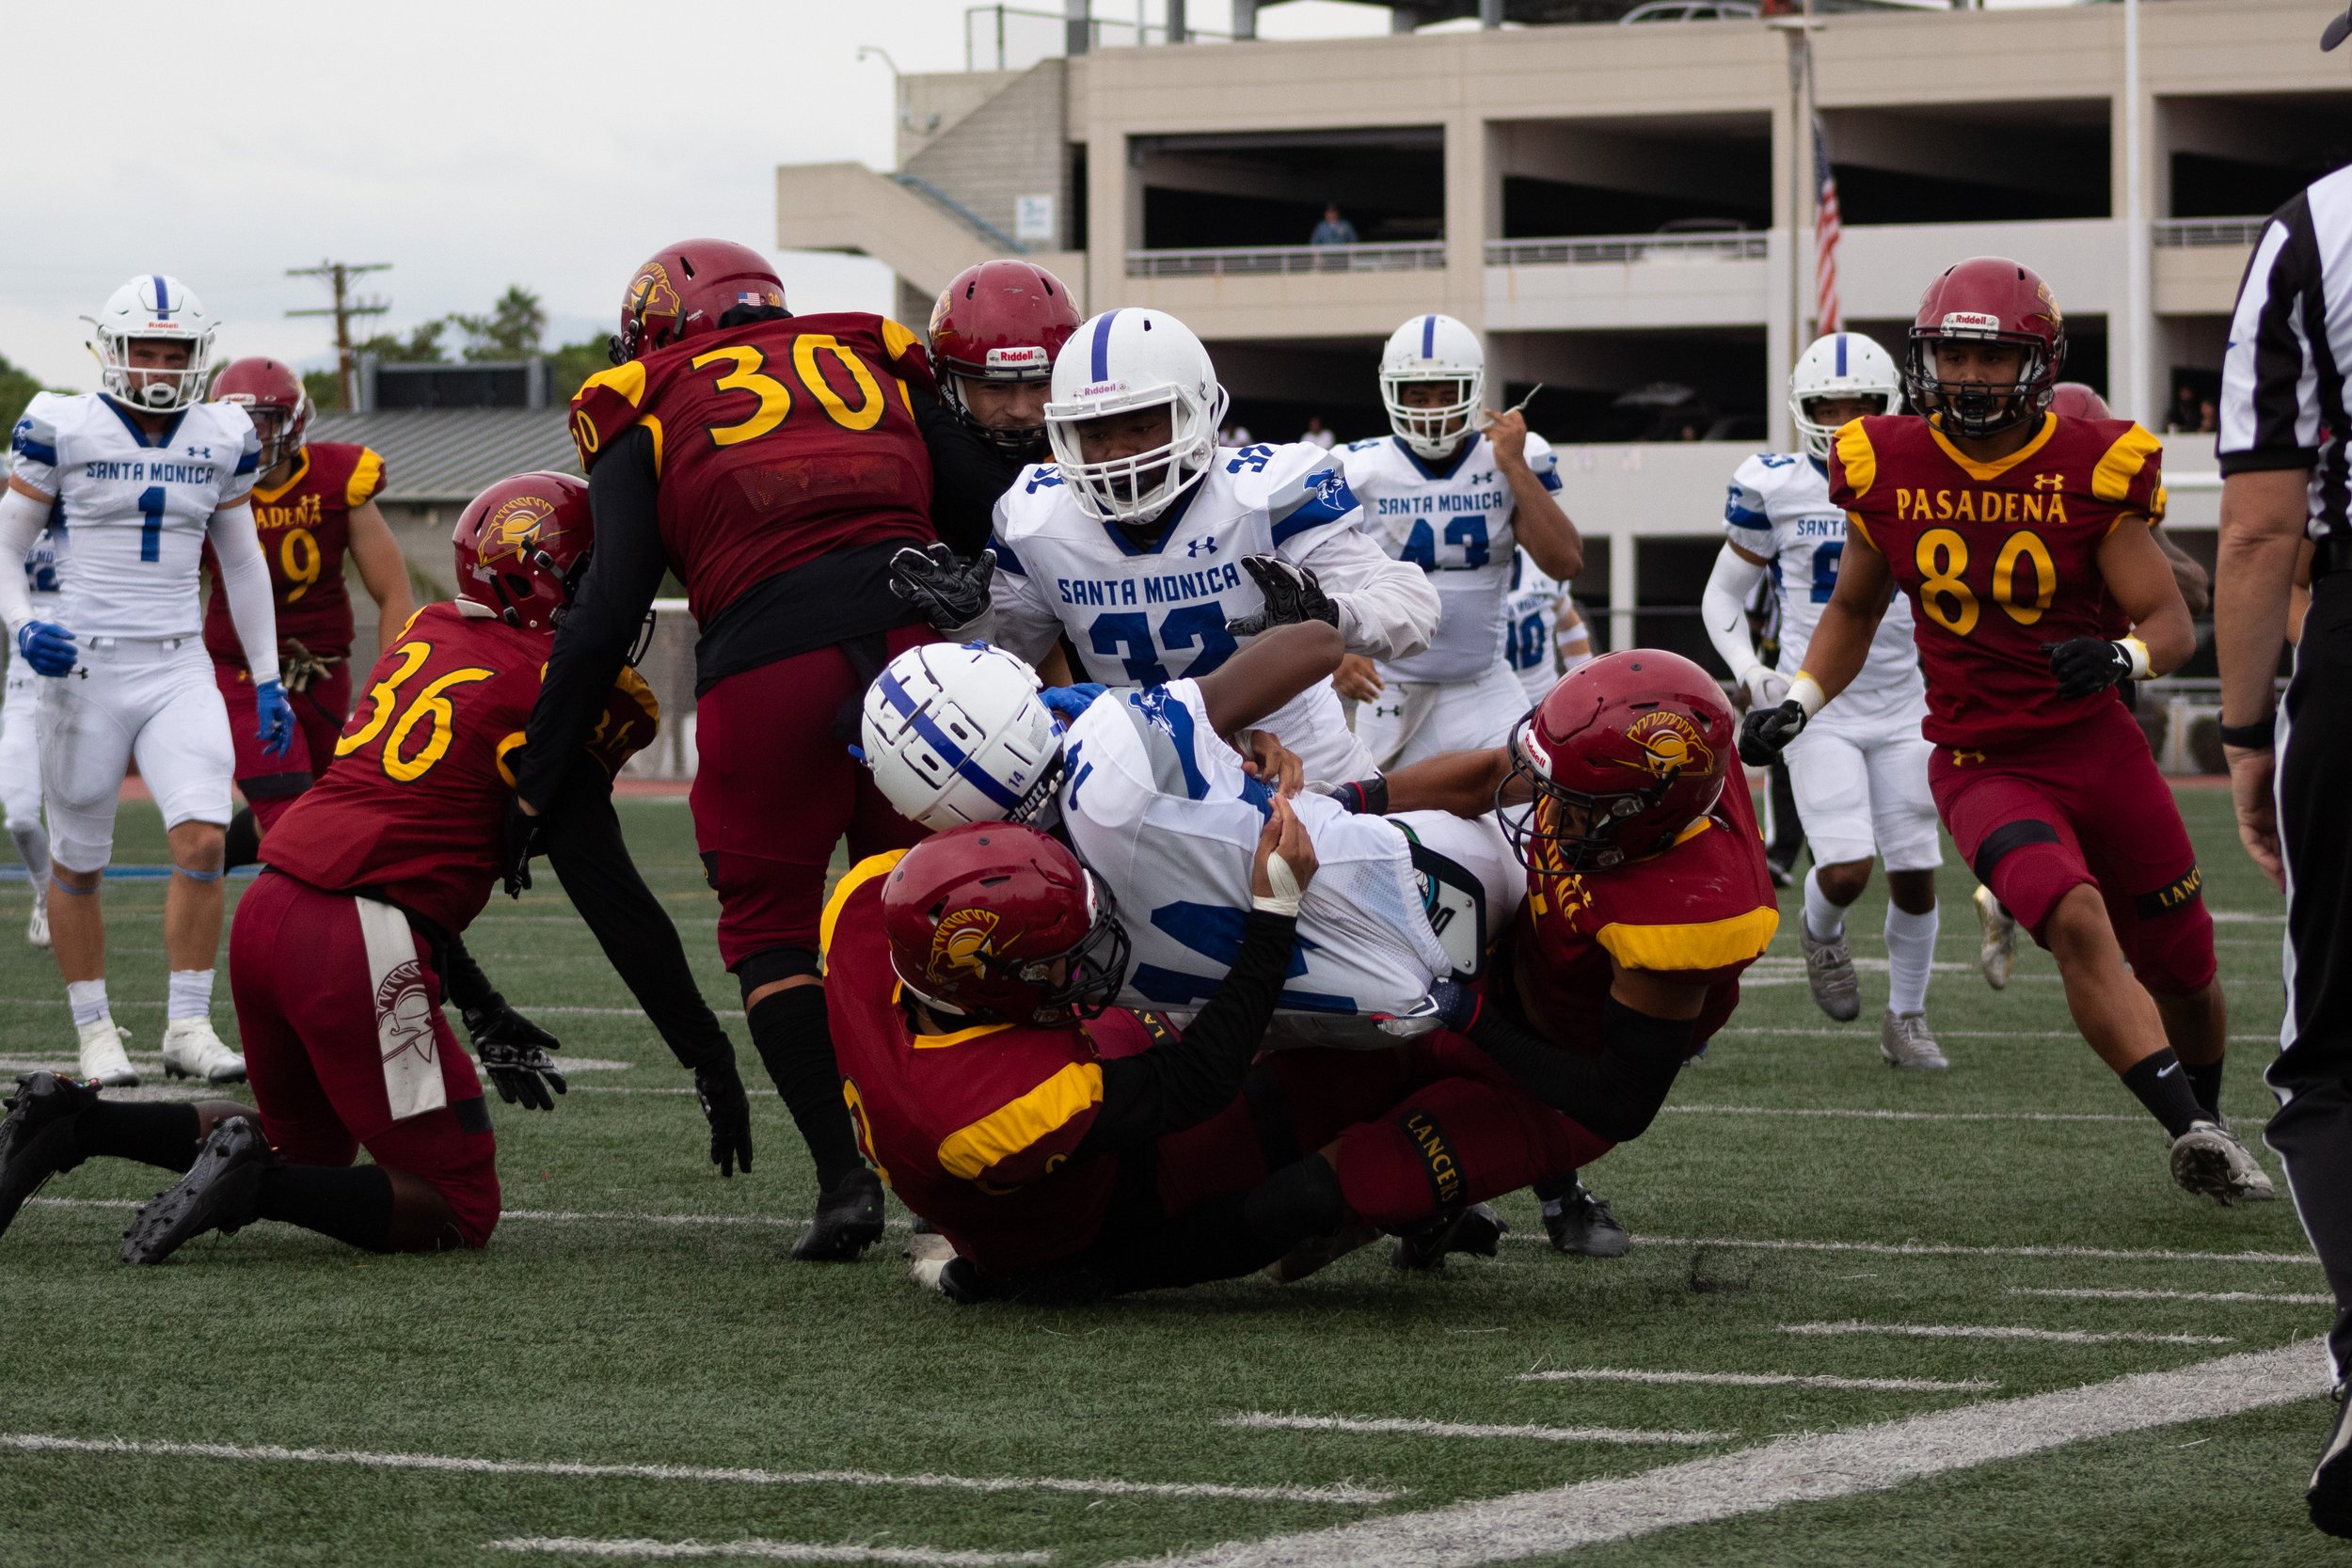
[1973,884,2016,991]
[1800,922,1863,1022]
[1879,1009,1950,1070]
[76,1018,137,1087]
[160,1018,246,1085]
[2169,1119,2277,1206]
[24,897,48,949]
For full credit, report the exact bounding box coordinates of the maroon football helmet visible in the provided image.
[212,356,310,473]
[2047,381,2109,420]
[453,472,594,633]
[882,823,1130,1027]
[1502,649,1736,873]
[928,261,1082,461]
[1904,256,2066,439]
[610,239,787,366]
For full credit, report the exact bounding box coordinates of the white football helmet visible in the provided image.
[1380,313,1485,459]
[86,275,217,414]
[861,642,1062,832]
[1044,309,1229,527]
[1788,331,1902,460]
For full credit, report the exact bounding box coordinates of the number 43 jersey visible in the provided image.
[202,440,387,668]
[1724,450,1923,730]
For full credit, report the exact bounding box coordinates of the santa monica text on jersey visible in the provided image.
[1054,560,1243,608]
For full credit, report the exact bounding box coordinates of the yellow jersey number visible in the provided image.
[691,336,902,450]
[336,641,495,783]
[1913,527,2058,638]
[279,526,321,603]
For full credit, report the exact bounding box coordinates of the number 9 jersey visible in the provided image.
[202,440,386,666]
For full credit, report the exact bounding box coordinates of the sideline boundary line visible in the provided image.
[1222,1415,1729,1446]
[1516,1370,1995,1393]
[1778,1321,2232,1346]
[487,1539,1050,1564]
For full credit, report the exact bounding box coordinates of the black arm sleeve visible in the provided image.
[915,386,1018,559]
[513,425,670,811]
[437,933,500,1016]
[1464,994,1692,1144]
[1075,911,1298,1155]
[540,770,737,1073]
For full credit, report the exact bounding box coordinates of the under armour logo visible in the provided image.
[185,444,213,459]
[1186,534,1218,558]
[2031,473,2063,491]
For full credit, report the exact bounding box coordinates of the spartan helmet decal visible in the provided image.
[928,907,1004,984]
[627,261,683,335]
[482,493,555,563]
[1614,710,1715,784]
[374,964,439,1068]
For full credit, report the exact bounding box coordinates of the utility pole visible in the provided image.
[287,261,390,410]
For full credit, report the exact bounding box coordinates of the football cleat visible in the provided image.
[1764,851,1797,891]
[119,1117,274,1264]
[1973,885,2016,990]
[1800,922,1863,1022]
[2168,1119,2276,1206]
[24,897,48,949]
[1541,1177,1631,1259]
[789,1167,885,1262]
[160,1018,246,1084]
[0,1072,98,1243]
[2312,1383,2352,1539]
[77,1018,137,1088]
[1265,1224,1380,1285]
[1391,1202,1508,1272]
[1879,1010,1950,1071]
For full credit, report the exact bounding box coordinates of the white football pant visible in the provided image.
[37,636,233,872]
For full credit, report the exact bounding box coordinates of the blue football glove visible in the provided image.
[1040,683,1107,722]
[14,621,75,677]
[254,678,295,759]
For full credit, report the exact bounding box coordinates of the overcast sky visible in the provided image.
[4,0,2064,391]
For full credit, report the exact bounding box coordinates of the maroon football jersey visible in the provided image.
[1512,777,1776,1054]
[822,850,1159,1275]
[1829,413,2164,750]
[204,440,387,666]
[568,313,936,626]
[263,601,657,933]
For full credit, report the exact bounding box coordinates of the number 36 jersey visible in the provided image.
[262,600,658,934]
[8,391,260,639]
[202,440,386,668]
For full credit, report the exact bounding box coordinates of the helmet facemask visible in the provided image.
[1383,371,1483,460]
[1904,332,2055,441]
[899,869,1132,1027]
[95,331,213,415]
[945,368,1053,463]
[1046,383,1224,527]
[1500,752,1677,873]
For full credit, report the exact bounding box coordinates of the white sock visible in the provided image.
[1803,867,1848,942]
[1884,902,1940,1017]
[67,978,109,1029]
[167,968,215,1022]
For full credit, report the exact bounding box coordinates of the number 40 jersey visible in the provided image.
[1724,451,1923,729]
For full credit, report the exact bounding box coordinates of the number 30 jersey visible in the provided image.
[201,440,386,668]
[8,391,260,639]
[262,600,658,933]
[1724,450,1923,729]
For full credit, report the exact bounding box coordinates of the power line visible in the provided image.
[286,261,390,409]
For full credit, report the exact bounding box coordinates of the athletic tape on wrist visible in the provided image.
[1788,673,1828,719]
[2122,637,2153,680]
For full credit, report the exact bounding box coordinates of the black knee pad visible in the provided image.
[1242,1155,1347,1251]
[737,945,820,1008]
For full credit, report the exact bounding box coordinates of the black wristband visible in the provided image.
[1335,775,1389,816]
[2217,715,2276,750]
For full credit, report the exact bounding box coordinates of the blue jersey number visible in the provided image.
[1225,444,1275,474]
[1131,901,1353,1012]
[1506,610,1549,672]
[137,486,165,562]
[1808,540,1843,605]
[1087,602,1240,685]
[1399,515,1490,572]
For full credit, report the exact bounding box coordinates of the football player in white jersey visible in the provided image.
[1337,314,1584,768]
[890,309,1439,784]
[0,277,292,1087]
[859,633,1519,1037]
[0,525,62,947]
[1502,545,1592,706]
[1701,331,1945,1069]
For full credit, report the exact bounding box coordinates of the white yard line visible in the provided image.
[1111,1342,2325,1568]
[2009,1287,2333,1307]
[488,1539,1048,1564]
[1515,1370,1996,1393]
[0,1433,1396,1507]
[1660,1104,2142,1125]
[1221,1415,1728,1446]
[1778,1321,2233,1346]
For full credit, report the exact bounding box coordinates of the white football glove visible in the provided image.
[1740,664,1790,712]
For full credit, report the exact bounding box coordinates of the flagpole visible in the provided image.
[1803,0,1820,347]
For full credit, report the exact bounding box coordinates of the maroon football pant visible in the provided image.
[229,871,501,1246]
[215,658,352,832]
[1929,698,2215,993]
[691,627,936,973]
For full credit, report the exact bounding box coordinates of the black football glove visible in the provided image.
[1737,700,1808,767]
[499,797,549,900]
[694,1059,755,1179]
[1313,775,1389,816]
[2043,637,2136,701]
[467,1002,565,1112]
[889,543,995,632]
[1224,555,1340,638]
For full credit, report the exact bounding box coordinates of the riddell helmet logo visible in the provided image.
[1940,310,2003,334]
[929,908,1003,982]
[628,262,682,325]
[1614,710,1714,782]
[1079,379,1128,398]
[987,346,1050,368]
[483,495,554,562]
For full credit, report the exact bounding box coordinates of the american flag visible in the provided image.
[1813,115,1842,335]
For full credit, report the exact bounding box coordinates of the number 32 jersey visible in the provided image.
[8,392,260,639]
[202,440,387,667]
[1828,413,2164,750]
[1724,451,1923,729]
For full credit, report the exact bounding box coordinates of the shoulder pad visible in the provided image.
[993,465,1070,539]
[1241,443,1360,542]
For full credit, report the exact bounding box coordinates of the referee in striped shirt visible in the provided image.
[2214,8,2352,1537]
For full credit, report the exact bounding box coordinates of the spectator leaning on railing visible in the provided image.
[1310,204,1359,246]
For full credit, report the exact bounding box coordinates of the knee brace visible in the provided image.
[2129,866,2217,994]
[1973,818,2090,941]
[737,943,821,1007]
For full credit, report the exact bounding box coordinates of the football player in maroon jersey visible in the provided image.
[0,473,754,1261]
[916,259,1082,558]
[1740,257,2269,1204]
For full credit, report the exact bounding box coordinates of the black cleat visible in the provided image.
[0,1073,98,1243]
[1765,852,1797,889]
[790,1167,885,1261]
[119,1117,274,1265]
[1541,1178,1632,1259]
[2313,1384,2352,1539]
[1391,1202,1509,1272]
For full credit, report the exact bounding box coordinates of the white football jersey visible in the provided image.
[1052,680,1451,1019]
[1341,431,1562,683]
[1502,546,1567,704]
[1724,451,1924,723]
[8,392,259,639]
[988,440,1424,778]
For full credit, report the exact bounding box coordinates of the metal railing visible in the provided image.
[1486,232,1770,267]
[1125,242,1447,278]
[965,5,1232,72]
[890,172,1028,255]
[2153,217,2268,248]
